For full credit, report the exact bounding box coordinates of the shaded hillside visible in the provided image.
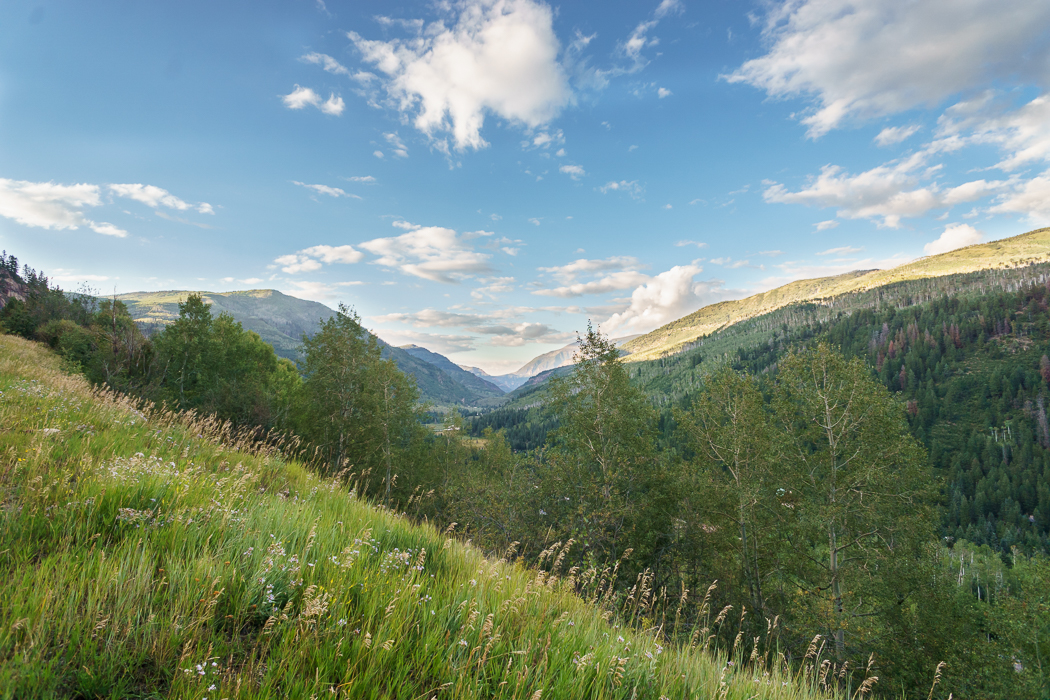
[623,227,1050,360]
[117,289,502,409]
[378,340,504,408]
[399,344,504,397]
[117,289,336,360]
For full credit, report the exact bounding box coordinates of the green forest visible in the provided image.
[2,250,1049,699]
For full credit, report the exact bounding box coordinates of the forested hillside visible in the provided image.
[623,227,1050,360]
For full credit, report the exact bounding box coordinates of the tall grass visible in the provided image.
[0,334,862,699]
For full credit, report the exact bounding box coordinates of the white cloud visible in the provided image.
[533,271,651,298]
[273,244,364,274]
[371,328,479,355]
[383,132,409,158]
[376,306,572,347]
[815,220,839,230]
[763,153,1008,227]
[674,240,707,248]
[301,52,352,77]
[282,85,321,109]
[603,264,727,334]
[292,181,361,199]
[560,164,586,180]
[320,94,345,116]
[875,124,921,147]
[373,150,384,158]
[725,0,1050,137]
[348,0,572,151]
[599,180,643,198]
[924,223,984,255]
[108,183,214,215]
[989,171,1050,225]
[539,256,642,284]
[657,87,672,98]
[343,175,376,183]
[0,178,126,237]
[360,224,494,283]
[281,85,345,115]
[283,280,363,303]
[471,276,515,300]
[528,217,542,226]
[935,93,1050,172]
[817,245,862,256]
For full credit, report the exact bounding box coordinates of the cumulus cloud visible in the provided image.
[674,240,708,248]
[360,224,495,283]
[934,93,1050,172]
[347,0,573,151]
[725,0,1050,137]
[273,244,364,274]
[924,223,984,255]
[657,87,672,98]
[875,124,921,146]
[559,164,586,180]
[815,220,839,230]
[603,264,727,334]
[0,178,126,237]
[989,172,1050,225]
[292,181,361,199]
[763,153,1008,227]
[281,85,345,115]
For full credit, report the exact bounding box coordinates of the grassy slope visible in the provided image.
[0,335,830,700]
[623,227,1050,361]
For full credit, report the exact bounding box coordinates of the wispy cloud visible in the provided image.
[292,181,362,199]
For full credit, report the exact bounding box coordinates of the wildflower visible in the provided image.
[208,685,217,691]
[337,619,347,626]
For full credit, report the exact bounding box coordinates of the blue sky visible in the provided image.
[2,0,1049,373]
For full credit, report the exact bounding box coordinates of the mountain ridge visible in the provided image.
[622,227,1050,360]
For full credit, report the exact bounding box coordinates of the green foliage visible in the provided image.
[0,333,828,700]
[152,294,300,431]
[542,324,667,566]
[296,305,427,505]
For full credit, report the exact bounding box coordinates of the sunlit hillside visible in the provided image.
[623,227,1050,361]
